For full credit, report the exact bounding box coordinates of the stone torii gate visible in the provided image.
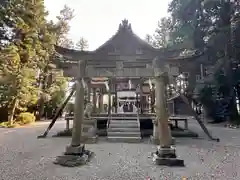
[52,20,216,167]
[54,55,184,167]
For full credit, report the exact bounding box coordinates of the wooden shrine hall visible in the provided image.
[52,19,208,144]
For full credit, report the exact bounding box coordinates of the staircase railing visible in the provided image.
[136,108,140,128]
[107,114,111,129]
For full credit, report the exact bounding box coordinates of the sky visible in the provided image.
[44,0,171,50]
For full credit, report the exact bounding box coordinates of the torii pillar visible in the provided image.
[54,61,94,167]
[152,59,184,167]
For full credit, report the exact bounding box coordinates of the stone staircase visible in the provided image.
[107,114,141,143]
[65,115,98,143]
[81,118,98,143]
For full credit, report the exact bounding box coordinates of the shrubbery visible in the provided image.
[0,112,36,128]
[16,112,36,125]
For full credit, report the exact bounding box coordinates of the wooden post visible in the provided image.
[108,80,112,116]
[114,81,118,113]
[66,118,70,130]
[99,91,104,113]
[139,83,143,114]
[87,79,91,103]
[92,88,97,113]
[151,88,155,113]
[172,101,175,116]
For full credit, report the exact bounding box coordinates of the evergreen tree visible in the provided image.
[0,0,47,124]
[164,0,240,122]
[36,5,74,120]
[153,17,172,48]
[75,37,88,51]
[55,5,74,47]
[0,1,70,124]
[145,34,154,45]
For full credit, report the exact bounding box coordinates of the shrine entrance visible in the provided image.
[38,19,219,167]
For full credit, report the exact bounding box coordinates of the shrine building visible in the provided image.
[55,19,203,142]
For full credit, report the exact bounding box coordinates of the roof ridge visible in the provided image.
[94,19,155,52]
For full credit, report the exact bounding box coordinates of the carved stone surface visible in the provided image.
[85,67,154,77]
[81,136,98,144]
[81,118,98,144]
[150,136,175,145]
[54,150,94,167]
[152,146,184,167]
[84,103,93,118]
[65,145,84,155]
[156,145,176,157]
[153,154,184,167]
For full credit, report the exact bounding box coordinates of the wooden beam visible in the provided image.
[85,67,154,77]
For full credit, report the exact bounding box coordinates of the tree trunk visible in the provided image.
[36,96,44,121]
[36,69,49,121]
[8,98,18,125]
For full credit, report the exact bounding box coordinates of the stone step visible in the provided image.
[109,124,139,128]
[107,136,141,143]
[109,123,139,128]
[110,119,138,121]
[107,128,139,132]
[65,117,96,123]
[81,136,98,144]
[83,121,96,126]
[110,117,138,120]
[107,131,141,137]
[110,114,138,117]
[109,124,138,127]
[82,126,96,132]
[110,120,138,124]
[82,124,94,128]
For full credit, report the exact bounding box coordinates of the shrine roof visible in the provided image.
[54,45,94,57]
[94,19,156,52]
[157,48,203,61]
[54,19,203,62]
[55,19,157,58]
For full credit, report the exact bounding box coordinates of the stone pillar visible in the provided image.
[155,76,172,146]
[70,79,85,146]
[54,61,94,167]
[150,118,159,144]
[92,88,97,113]
[150,81,172,145]
[152,74,184,167]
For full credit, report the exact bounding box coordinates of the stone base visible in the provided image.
[53,129,99,144]
[152,146,184,167]
[81,136,98,144]
[65,145,85,155]
[53,145,94,167]
[150,136,175,145]
[171,129,198,138]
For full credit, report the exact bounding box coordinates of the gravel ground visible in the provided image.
[0,120,240,180]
